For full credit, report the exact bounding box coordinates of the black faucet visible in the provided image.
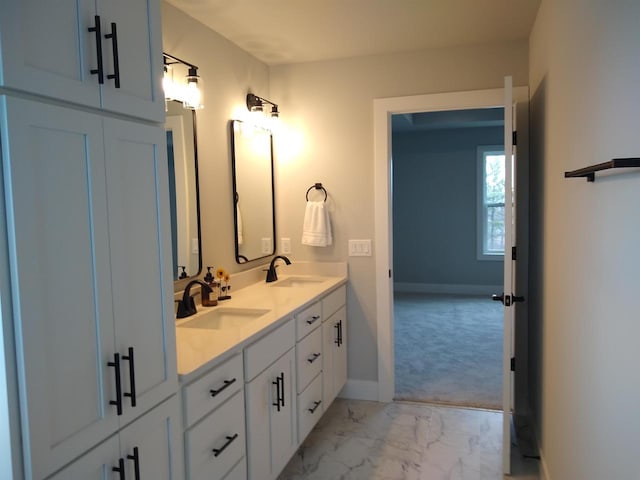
[176,279,214,318]
[265,255,291,283]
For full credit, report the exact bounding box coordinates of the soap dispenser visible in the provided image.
[204,266,214,285]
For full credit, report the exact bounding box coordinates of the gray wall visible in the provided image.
[529,1,640,478]
[392,127,503,287]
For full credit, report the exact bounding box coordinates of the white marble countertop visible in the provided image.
[175,262,347,383]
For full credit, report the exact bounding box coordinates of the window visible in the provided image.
[477,145,505,260]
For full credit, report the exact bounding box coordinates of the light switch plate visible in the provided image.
[349,239,372,256]
[281,237,291,254]
[261,237,272,254]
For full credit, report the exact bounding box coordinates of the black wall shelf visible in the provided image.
[565,158,640,182]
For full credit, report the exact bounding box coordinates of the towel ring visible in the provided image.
[305,183,328,202]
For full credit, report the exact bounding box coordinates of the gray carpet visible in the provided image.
[393,292,503,410]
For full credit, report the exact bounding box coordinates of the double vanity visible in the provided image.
[176,262,348,480]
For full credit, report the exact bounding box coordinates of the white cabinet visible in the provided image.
[245,321,297,480]
[49,396,182,480]
[182,354,245,480]
[0,96,176,479]
[322,287,347,407]
[0,0,164,121]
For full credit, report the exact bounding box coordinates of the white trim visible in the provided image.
[338,379,379,401]
[394,282,502,296]
[539,447,551,480]
[373,86,529,403]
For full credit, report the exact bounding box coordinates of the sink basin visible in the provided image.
[177,308,270,330]
[270,276,326,288]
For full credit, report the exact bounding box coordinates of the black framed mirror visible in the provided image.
[230,119,276,263]
[166,100,202,281]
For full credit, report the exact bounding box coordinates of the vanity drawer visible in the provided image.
[244,318,295,381]
[295,301,322,340]
[183,354,243,428]
[186,390,246,480]
[322,285,346,319]
[297,373,323,443]
[296,327,323,393]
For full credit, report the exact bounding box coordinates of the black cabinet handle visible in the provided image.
[122,347,137,408]
[88,15,104,84]
[306,315,320,325]
[307,352,321,364]
[272,372,285,411]
[212,433,239,457]
[308,400,322,414]
[127,447,140,480]
[210,378,236,397]
[105,22,121,88]
[112,458,125,480]
[334,320,343,347]
[279,372,285,408]
[108,353,123,415]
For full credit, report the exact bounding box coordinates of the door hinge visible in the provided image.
[510,357,516,372]
[512,246,517,261]
[512,131,518,146]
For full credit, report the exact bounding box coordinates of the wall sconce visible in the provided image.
[163,53,204,110]
[246,93,280,130]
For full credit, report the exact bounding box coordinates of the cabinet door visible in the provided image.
[245,348,297,480]
[0,0,100,108]
[103,118,177,425]
[47,435,121,480]
[0,97,118,479]
[322,306,347,407]
[119,395,183,480]
[97,0,164,122]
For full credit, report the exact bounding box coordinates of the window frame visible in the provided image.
[476,145,505,261]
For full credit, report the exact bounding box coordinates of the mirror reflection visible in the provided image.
[166,100,201,280]
[230,120,275,263]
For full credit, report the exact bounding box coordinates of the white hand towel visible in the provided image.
[302,201,332,247]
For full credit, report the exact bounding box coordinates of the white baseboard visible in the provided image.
[338,379,379,401]
[394,282,502,296]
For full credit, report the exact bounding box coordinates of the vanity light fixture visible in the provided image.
[163,53,204,110]
[246,92,280,130]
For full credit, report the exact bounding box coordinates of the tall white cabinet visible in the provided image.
[0,1,176,479]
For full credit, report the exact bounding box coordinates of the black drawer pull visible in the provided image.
[122,347,137,407]
[104,22,121,88]
[127,447,140,480]
[108,353,123,415]
[212,433,239,457]
[306,315,320,325]
[210,378,237,397]
[308,400,322,414]
[307,352,321,364]
[88,16,104,84]
[112,457,125,480]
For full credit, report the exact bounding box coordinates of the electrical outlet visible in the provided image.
[281,237,291,254]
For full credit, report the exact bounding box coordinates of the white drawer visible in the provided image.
[322,285,346,319]
[186,390,246,480]
[296,327,323,393]
[222,457,246,480]
[295,301,321,340]
[183,354,243,428]
[244,318,295,381]
[297,373,323,443]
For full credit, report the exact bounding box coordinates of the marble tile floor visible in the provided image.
[279,399,539,480]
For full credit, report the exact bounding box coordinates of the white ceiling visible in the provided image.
[166,0,541,66]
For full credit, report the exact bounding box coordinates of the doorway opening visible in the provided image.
[391,108,505,409]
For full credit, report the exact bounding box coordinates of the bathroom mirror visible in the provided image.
[230,119,275,263]
[166,100,202,281]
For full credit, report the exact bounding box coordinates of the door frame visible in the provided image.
[373,86,529,403]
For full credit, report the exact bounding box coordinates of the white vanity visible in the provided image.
[176,263,348,480]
